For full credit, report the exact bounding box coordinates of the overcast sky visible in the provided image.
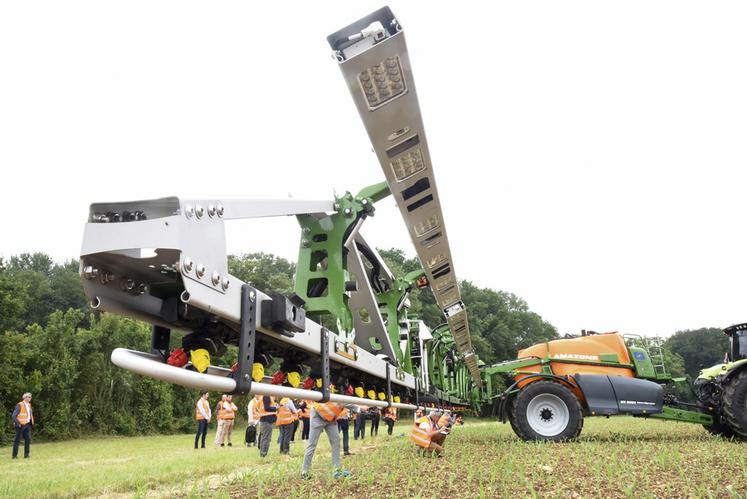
[1,1,746,338]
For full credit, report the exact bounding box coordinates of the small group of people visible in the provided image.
[410,408,463,457]
[246,394,312,456]
[194,387,464,478]
[194,392,240,448]
[193,386,393,479]
[350,405,399,439]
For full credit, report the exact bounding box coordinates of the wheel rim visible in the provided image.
[526,393,570,437]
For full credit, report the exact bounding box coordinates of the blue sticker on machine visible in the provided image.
[633,351,646,360]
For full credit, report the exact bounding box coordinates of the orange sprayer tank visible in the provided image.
[516,332,635,386]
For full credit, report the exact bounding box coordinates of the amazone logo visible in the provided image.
[553,353,599,361]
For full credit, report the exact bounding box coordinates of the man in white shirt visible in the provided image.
[245,394,261,446]
[194,392,211,449]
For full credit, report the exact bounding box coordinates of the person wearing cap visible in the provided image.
[11,393,34,459]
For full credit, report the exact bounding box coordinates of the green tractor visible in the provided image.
[694,323,747,438]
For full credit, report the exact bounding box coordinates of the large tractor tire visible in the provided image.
[703,420,739,439]
[722,369,747,437]
[509,380,584,441]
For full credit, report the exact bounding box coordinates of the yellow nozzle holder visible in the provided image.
[394,396,401,403]
[330,384,337,394]
[367,389,376,400]
[251,362,265,382]
[378,392,386,401]
[315,378,322,388]
[355,386,365,398]
[287,371,301,388]
[190,349,210,373]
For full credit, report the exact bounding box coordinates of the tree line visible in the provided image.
[0,251,731,444]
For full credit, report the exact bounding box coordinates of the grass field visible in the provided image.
[1,417,746,498]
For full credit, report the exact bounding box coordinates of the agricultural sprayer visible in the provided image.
[77,6,745,442]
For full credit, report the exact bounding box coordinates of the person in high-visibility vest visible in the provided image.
[382,406,397,436]
[410,410,446,457]
[336,406,353,456]
[431,410,452,448]
[290,400,300,442]
[298,400,311,440]
[301,386,357,479]
[213,394,228,445]
[257,391,279,457]
[219,395,239,446]
[276,396,298,454]
[194,392,212,449]
[11,392,34,459]
[245,394,261,447]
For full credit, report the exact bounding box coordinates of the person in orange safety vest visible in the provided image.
[382,406,397,436]
[12,392,34,459]
[257,391,279,457]
[213,394,228,445]
[276,395,298,454]
[300,385,358,479]
[410,410,446,457]
[298,400,311,440]
[219,395,238,446]
[194,392,211,449]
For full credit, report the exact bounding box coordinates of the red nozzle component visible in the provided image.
[345,384,354,396]
[230,362,238,373]
[271,370,286,385]
[167,348,188,367]
[302,377,314,390]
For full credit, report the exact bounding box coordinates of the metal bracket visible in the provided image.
[386,365,392,407]
[150,325,171,362]
[232,284,257,395]
[415,378,420,408]
[319,328,331,403]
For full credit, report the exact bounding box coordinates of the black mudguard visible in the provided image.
[574,374,664,416]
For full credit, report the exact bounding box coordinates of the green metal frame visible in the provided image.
[376,268,425,371]
[294,182,390,338]
[293,183,474,408]
[650,406,713,425]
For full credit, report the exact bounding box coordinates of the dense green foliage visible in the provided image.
[664,327,730,378]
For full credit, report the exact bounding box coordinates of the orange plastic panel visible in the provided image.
[515,333,635,398]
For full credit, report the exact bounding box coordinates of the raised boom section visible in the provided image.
[327,7,481,385]
[78,196,421,402]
